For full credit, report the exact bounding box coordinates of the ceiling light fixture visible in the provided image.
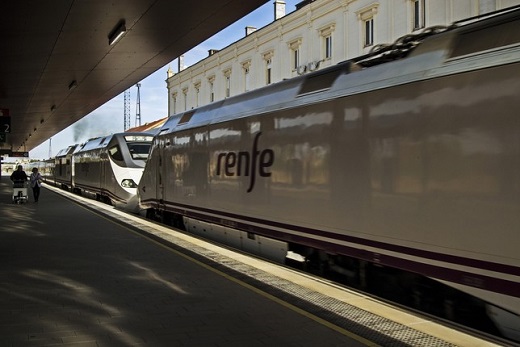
[108,20,126,45]
[68,80,77,90]
[50,105,56,111]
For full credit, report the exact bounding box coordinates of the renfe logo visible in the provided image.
[216,132,275,192]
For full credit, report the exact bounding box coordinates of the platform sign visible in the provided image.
[10,151,29,158]
[0,115,10,133]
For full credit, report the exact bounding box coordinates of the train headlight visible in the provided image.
[121,179,138,188]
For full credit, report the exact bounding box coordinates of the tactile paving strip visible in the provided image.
[58,191,457,347]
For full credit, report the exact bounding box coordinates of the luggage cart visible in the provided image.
[12,180,29,204]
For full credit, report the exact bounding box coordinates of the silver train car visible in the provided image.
[72,132,153,211]
[54,144,77,189]
[139,8,520,341]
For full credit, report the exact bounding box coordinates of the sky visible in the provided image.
[29,0,301,159]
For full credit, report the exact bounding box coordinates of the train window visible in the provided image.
[128,143,151,160]
[108,145,124,161]
[158,128,169,136]
[450,19,520,58]
[298,64,348,95]
[179,111,195,125]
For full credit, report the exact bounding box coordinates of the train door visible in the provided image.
[100,137,115,201]
[69,156,74,188]
[100,150,109,196]
[156,137,166,210]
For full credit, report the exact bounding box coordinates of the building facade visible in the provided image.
[166,0,520,116]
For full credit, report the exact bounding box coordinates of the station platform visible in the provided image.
[0,175,502,347]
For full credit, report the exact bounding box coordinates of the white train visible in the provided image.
[71,132,154,211]
[138,7,520,341]
[38,133,153,211]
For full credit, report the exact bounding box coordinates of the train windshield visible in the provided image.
[125,135,153,160]
[128,143,151,160]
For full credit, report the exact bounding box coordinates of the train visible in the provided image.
[137,7,520,342]
[36,132,154,211]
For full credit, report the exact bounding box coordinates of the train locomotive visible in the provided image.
[72,132,154,211]
[139,8,520,341]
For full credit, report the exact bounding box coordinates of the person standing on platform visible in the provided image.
[29,167,43,202]
[10,165,28,183]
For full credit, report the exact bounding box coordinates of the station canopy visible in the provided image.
[0,0,268,155]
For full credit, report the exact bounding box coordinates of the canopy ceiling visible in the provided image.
[0,0,268,155]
